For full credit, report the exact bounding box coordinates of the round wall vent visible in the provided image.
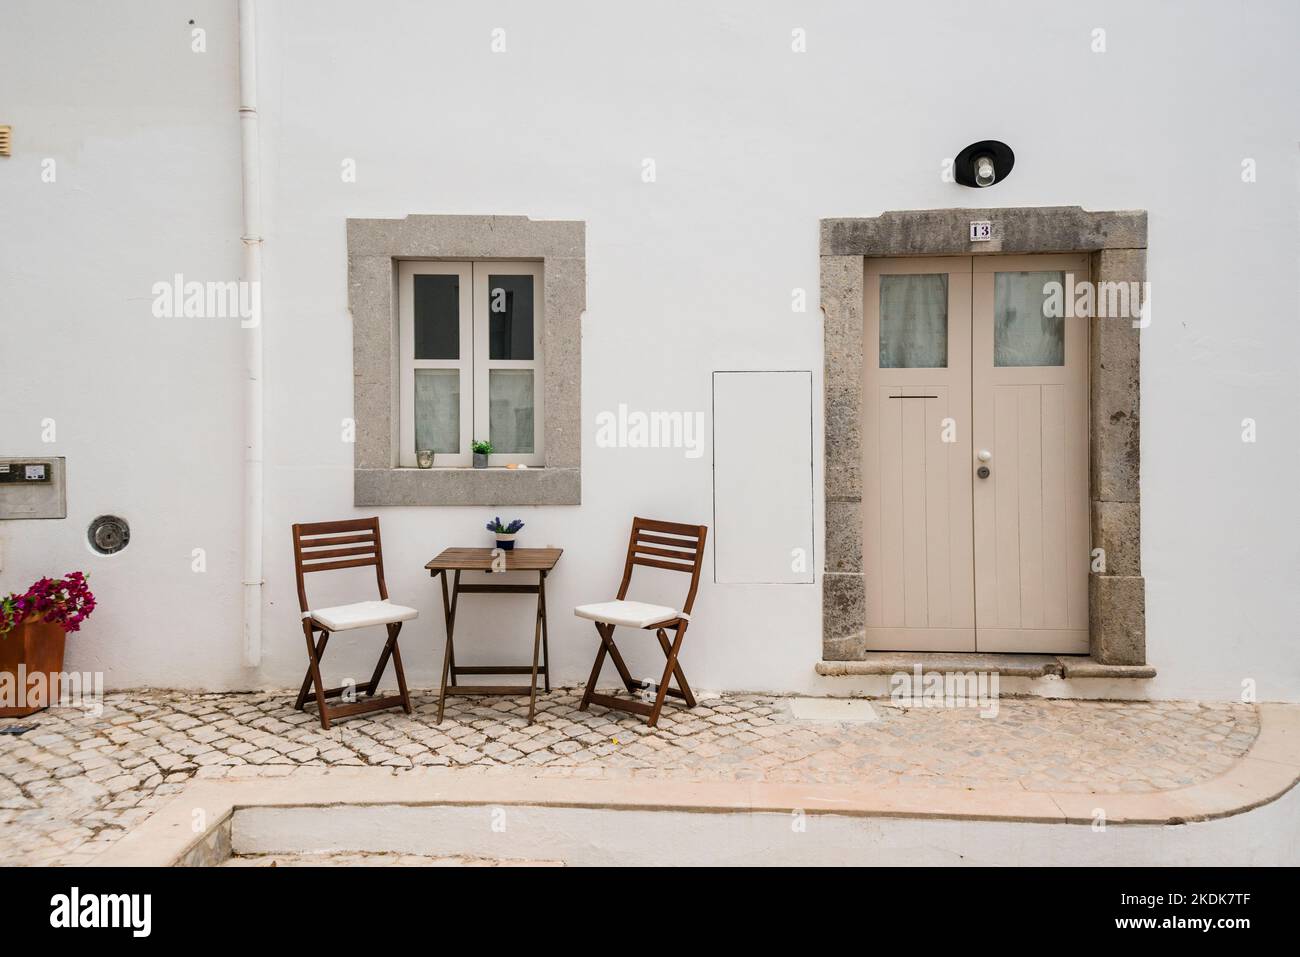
[88,515,130,555]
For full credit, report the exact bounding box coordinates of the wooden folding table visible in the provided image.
[425,547,562,724]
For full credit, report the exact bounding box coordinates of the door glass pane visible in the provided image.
[488,275,534,360]
[879,274,948,368]
[414,369,460,454]
[413,274,459,360]
[994,271,1065,367]
[489,370,534,453]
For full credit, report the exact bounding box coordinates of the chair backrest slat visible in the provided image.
[632,555,696,574]
[301,556,379,574]
[633,544,698,564]
[301,544,377,563]
[618,516,708,618]
[637,532,697,549]
[301,533,375,548]
[292,517,388,613]
[297,519,376,535]
[634,518,702,536]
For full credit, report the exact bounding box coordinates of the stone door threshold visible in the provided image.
[93,704,1298,866]
[816,652,1156,679]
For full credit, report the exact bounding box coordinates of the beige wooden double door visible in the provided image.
[862,254,1089,653]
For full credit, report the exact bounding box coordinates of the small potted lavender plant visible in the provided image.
[486,517,525,550]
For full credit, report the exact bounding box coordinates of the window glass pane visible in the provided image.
[994,271,1065,367]
[489,370,534,454]
[414,369,460,454]
[879,274,947,368]
[488,275,534,360]
[413,274,459,360]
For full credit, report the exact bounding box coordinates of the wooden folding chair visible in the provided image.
[576,517,707,728]
[291,517,415,730]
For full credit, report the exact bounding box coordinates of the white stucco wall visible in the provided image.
[2,0,1297,702]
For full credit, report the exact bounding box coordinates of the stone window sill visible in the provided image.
[354,466,580,507]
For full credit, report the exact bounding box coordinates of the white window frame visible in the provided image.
[473,261,545,467]
[397,260,544,468]
[398,261,473,467]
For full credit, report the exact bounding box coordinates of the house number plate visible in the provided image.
[969,221,993,241]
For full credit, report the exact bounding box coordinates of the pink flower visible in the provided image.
[0,571,97,636]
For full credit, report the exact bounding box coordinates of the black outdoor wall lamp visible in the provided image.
[955,140,1014,188]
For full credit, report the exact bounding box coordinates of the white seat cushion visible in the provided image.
[574,599,679,629]
[309,600,418,632]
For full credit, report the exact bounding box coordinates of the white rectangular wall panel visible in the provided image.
[713,371,814,584]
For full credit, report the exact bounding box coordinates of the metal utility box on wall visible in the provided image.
[0,457,66,519]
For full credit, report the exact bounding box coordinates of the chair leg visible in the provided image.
[578,623,611,711]
[605,630,640,694]
[580,620,642,708]
[301,623,332,730]
[367,621,405,699]
[655,626,696,708]
[386,622,412,714]
[583,622,696,727]
[365,621,400,698]
[647,625,689,728]
[295,627,329,711]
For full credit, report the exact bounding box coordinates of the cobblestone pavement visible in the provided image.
[0,689,1258,865]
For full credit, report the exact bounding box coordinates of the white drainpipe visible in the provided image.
[239,0,264,667]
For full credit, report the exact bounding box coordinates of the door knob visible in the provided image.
[978,449,992,462]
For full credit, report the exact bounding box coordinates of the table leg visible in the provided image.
[527,570,544,723]
[436,569,461,725]
[540,570,551,693]
[446,571,460,684]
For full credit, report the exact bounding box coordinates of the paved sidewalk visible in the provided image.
[0,689,1259,866]
[223,851,561,867]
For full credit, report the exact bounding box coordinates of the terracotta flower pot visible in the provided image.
[0,617,67,717]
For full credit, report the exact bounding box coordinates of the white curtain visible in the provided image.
[489,370,534,453]
[994,271,1065,367]
[879,274,948,368]
[414,370,460,453]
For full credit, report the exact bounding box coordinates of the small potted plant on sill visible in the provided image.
[486,517,525,550]
[0,572,97,717]
[471,440,493,469]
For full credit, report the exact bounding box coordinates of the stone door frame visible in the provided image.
[821,207,1147,665]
